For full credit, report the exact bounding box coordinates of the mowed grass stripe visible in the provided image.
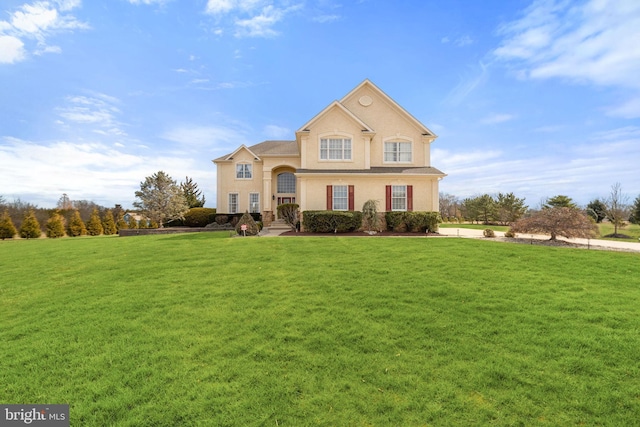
[1,234,639,426]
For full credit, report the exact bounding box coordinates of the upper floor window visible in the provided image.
[236,163,252,179]
[320,138,352,160]
[277,172,296,193]
[384,141,412,163]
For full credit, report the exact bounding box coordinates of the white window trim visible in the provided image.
[318,132,353,162]
[235,162,252,179]
[383,137,413,164]
[391,185,407,211]
[249,192,260,213]
[228,193,239,214]
[332,185,348,211]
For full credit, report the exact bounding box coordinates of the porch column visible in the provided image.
[263,175,273,226]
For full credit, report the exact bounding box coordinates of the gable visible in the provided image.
[340,79,437,139]
[296,100,373,133]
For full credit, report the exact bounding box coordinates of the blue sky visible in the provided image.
[1,0,639,209]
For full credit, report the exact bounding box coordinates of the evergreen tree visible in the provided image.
[631,195,640,224]
[115,209,128,231]
[67,210,87,237]
[586,199,607,223]
[181,176,206,208]
[86,208,104,236]
[46,212,66,238]
[128,215,138,229]
[543,195,577,209]
[0,209,17,240]
[493,192,527,225]
[134,171,189,227]
[102,209,117,235]
[19,210,41,239]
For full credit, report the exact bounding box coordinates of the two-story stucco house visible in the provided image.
[213,79,446,226]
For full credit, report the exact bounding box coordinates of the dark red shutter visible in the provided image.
[385,185,392,211]
[348,185,355,211]
[407,185,413,211]
[326,185,333,210]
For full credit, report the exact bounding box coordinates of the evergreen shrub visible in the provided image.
[385,212,440,232]
[20,210,41,239]
[46,212,66,238]
[483,228,496,238]
[302,211,363,233]
[0,209,17,239]
[184,208,217,227]
[235,211,260,236]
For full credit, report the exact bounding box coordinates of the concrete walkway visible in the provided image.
[438,227,640,252]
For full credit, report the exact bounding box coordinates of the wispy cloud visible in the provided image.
[56,93,127,137]
[480,113,516,125]
[442,35,474,47]
[312,14,340,23]
[161,124,247,150]
[443,61,489,106]
[204,0,302,38]
[494,0,640,89]
[0,0,89,63]
[263,124,290,139]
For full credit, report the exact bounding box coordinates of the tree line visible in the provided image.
[440,183,640,240]
[0,173,206,240]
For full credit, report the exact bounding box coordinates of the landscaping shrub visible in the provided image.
[385,212,440,232]
[0,209,17,240]
[302,211,363,233]
[504,229,516,238]
[215,214,229,225]
[19,210,41,239]
[483,228,496,238]
[184,208,217,227]
[277,203,299,230]
[235,211,260,236]
[46,212,66,238]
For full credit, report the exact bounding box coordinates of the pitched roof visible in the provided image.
[296,166,446,176]
[214,140,298,162]
[296,100,374,133]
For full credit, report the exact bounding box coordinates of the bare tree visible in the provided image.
[604,182,629,236]
[510,207,597,241]
[439,193,459,220]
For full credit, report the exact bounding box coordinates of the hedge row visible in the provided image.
[384,211,440,233]
[302,211,363,233]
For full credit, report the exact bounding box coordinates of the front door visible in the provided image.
[277,197,296,218]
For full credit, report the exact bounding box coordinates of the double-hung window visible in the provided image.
[229,193,238,214]
[320,138,351,160]
[384,141,412,162]
[391,185,407,211]
[332,185,348,211]
[236,163,252,179]
[249,193,260,213]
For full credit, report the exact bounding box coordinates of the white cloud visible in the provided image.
[0,35,26,63]
[0,136,217,208]
[263,124,290,139]
[0,1,89,63]
[161,125,246,149]
[480,113,516,125]
[204,1,302,38]
[312,14,339,23]
[56,94,126,137]
[606,97,640,119]
[494,0,640,90]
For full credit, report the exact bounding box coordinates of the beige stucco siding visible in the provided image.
[298,174,439,212]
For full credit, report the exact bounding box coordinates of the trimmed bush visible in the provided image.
[184,208,217,227]
[504,229,516,238]
[483,228,496,238]
[86,208,104,236]
[302,211,363,233]
[235,211,260,236]
[385,212,440,233]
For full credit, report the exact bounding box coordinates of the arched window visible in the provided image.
[277,172,296,193]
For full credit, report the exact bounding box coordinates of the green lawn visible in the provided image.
[2,233,640,426]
